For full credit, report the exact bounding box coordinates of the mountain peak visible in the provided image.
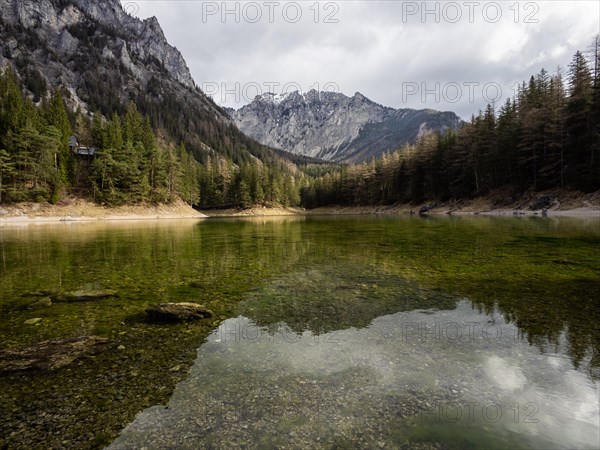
[143,16,164,35]
[230,90,461,162]
[257,91,292,105]
[144,15,161,28]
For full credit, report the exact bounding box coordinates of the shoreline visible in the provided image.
[2,190,599,225]
[201,206,600,219]
[0,198,206,226]
[305,205,600,218]
[298,189,600,219]
[201,206,304,217]
[203,190,600,219]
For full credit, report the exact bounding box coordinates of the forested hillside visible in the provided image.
[0,0,307,209]
[0,69,195,204]
[302,43,600,208]
[0,69,305,207]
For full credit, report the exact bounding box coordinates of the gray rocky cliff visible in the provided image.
[0,0,209,114]
[229,90,462,162]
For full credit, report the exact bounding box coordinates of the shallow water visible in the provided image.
[111,304,599,449]
[1,215,599,449]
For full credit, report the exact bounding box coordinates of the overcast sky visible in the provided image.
[123,1,599,119]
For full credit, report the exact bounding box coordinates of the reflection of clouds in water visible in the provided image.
[275,305,599,448]
[485,356,526,392]
[544,354,599,428]
[479,353,598,448]
[111,301,599,449]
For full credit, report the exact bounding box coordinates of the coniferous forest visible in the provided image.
[301,43,600,207]
[0,69,304,208]
[0,42,599,209]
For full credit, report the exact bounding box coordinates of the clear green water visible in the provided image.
[1,215,599,449]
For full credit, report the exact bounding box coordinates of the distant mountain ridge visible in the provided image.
[227,90,462,162]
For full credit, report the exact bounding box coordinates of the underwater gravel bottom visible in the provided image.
[108,301,599,450]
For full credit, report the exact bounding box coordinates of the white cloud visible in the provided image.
[127,0,600,119]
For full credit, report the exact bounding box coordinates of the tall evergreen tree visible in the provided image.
[565,51,594,189]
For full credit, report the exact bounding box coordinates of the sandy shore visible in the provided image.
[201,206,304,217]
[0,198,206,226]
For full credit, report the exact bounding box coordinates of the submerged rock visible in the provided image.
[51,289,118,303]
[27,297,53,310]
[0,336,109,373]
[146,303,213,323]
[24,318,42,325]
[22,290,54,298]
[24,289,118,302]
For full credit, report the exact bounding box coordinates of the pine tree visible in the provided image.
[496,98,520,186]
[178,143,200,207]
[565,51,593,189]
[0,149,15,203]
[541,70,567,187]
[0,69,26,141]
[45,90,72,142]
[589,36,600,189]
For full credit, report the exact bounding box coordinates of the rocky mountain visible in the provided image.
[1,0,195,108]
[228,90,462,163]
[0,0,285,165]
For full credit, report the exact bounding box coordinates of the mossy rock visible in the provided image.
[27,297,52,310]
[0,336,109,373]
[51,289,118,303]
[146,302,214,323]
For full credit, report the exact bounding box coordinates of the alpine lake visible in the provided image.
[0,215,599,449]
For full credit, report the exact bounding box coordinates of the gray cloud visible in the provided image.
[127,1,600,119]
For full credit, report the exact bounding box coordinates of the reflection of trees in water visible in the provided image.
[238,264,458,335]
[467,276,599,379]
[0,219,311,310]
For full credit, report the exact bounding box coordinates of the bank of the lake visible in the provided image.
[0,198,206,225]
[307,205,600,217]
[199,189,600,218]
[201,206,304,217]
[2,189,598,224]
[306,189,600,218]
[306,190,600,217]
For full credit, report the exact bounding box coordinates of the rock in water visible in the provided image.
[22,290,54,298]
[0,336,109,373]
[146,303,213,323]
[52,289,118,302]
[27,297,53,310]
[24,318,42,325]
